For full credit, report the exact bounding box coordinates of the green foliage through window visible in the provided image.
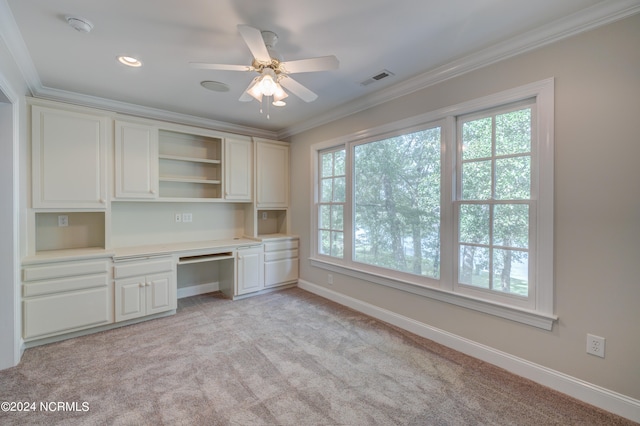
[457,106,532,297]
[353,127,441,278]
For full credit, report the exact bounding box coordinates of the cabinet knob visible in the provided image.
[150,189,156,194]
[139,282,145,287]
[99,198,106,204]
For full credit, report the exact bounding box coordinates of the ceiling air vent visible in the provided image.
[360,69,395,86]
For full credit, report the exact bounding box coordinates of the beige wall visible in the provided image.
[289,14,640,399]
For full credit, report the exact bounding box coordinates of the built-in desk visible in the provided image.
[113,238,263,300]
[21,237,297,347]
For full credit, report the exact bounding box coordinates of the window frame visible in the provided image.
[317,146,347,258]
[453,99,537,310]
[310,78,555,329]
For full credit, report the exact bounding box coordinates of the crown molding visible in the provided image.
[277,0,640,139]
[32,85,279,139]
[0,0,40,94]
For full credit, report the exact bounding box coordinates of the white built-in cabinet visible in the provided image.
[113,256,176,322]
[24,99,297,345]
[264,238,299,287]
[225,137,253,201]
[255,139,289,208]
[22,257,113,340]
[114,120,159,199]
[31,105,108,209]
[113,120,252,202]
[236,245,264,295]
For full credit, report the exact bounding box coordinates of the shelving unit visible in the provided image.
[158,130,223,200]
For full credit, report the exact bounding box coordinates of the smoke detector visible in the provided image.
[66,16,93,33]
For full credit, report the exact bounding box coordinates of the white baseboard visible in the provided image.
[177,282,219,299]
[297,279,640,423]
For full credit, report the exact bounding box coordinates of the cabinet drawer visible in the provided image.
[264,249,298,262]
[264,240,298,252]
[264,258,299,287]
[23,260,109,282]
[24,274,108,297]
[23,287,112,340]
[113,257,174,279]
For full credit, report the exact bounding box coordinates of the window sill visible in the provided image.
[309,257,557,330]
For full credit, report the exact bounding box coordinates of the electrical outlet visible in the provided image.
[261,211,268,220]
[586,334,605,358]
[57,215,69,227]
[327,274,333,285]
[182,213,192,223]
[175,213,182,223]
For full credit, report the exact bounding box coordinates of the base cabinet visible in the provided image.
[113,256,176,322]
[236,245,264,296]
[22,258,112,341]
[264,238,299,287]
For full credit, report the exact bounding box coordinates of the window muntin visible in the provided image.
[352,127,442,278]
[456,104,533,300]
[318,147,346,258]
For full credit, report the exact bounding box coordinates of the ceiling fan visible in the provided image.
[191,25,339,107]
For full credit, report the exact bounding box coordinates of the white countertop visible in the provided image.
[23,235,298,265]
[113,238,260,260]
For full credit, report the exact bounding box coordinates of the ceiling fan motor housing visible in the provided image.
[261,31,283,62]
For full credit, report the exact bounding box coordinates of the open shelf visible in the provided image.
[159,177,221,185]
[158,130,222,200]
[159,154,221,164]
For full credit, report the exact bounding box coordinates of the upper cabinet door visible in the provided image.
[224,137,252,201]
[256,140,289,208]
[114,120,159,199]
[32,105,108,209]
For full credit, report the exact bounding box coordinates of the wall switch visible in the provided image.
[175,213,182,223]
[327,274,333,285]
[587,334,605,358]
[57,215,68,227]
[182,213,192,223]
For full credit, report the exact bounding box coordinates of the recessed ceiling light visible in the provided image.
[200,81,230,92]
[117,56,142,67]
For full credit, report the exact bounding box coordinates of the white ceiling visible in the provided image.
[2,0,639,138]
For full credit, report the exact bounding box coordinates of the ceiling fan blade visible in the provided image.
[239,91,254,102]
[279,76,318,102]
[280,56,339,74]
[190,62,252,72]
[237,25,271,64]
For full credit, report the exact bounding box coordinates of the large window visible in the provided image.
[353,127,441,278]
[312,80,554,327]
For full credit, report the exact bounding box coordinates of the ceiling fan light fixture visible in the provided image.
[272,83,288,104]
[258,69,278,96]
[246,78,264,102]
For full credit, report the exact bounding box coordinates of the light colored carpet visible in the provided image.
[0,287,634,425]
